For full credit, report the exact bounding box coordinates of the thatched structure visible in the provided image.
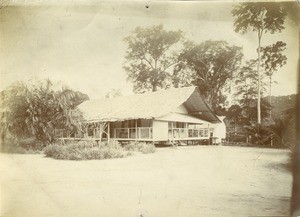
[56,86,224,144]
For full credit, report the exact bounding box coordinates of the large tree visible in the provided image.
[260,41,287,118]
[123,25,183,93]
[174,40,243,112]
[232,2,287,123]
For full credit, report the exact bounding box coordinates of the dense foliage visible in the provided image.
[124,25,243,113]
[0,80,88,145]
[226,94,296,148]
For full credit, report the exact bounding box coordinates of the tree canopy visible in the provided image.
[174,40,243,112]
[261,41,287,78]
[123,25,183,93]
[232,2,286,35]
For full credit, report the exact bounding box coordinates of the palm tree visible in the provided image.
[0,80,86,146]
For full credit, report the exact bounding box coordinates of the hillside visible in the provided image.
[268,94,297,117]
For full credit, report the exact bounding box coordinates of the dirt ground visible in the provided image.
[0,146,292,217]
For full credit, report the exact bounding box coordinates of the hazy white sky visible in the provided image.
[0,1,298,99]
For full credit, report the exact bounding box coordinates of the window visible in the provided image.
[172,122,184,128]
[140,119,151,127]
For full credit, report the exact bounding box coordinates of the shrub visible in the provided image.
[123,141,139,151]
[140,143,156,154]
[81,147,104,160]
[124,141,156,154]
[243,124,271,147]
[44,140,126,160]
[44,144,68,159]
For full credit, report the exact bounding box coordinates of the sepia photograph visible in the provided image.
[0,0,299,216]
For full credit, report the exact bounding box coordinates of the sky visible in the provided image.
[0,1,299,99]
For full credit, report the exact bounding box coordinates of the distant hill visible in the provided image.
[268,94,297,149]
[267,94,297,118]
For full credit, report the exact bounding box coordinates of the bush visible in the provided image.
[124,141,156,154]
[140,143,156,154]
[227,133,247,143]
[44,140,127,160]
[44,144,68,159]
[243,124,271,147]
[242,121,295,148]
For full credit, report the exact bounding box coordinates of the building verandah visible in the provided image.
[55,118,211,142]
[54,121,110,141]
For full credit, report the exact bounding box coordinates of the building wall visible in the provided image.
[152,120,168,141]
[211,116,226,143]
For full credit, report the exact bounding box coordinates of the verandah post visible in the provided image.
[171,122,174,142]
[135,119,138,141]
[107,122,110,143]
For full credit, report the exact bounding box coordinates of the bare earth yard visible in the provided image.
[0,146,292,217]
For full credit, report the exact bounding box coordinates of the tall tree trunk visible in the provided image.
[268,75,273,146]
[269,75,272,119]
[257,33,262,124]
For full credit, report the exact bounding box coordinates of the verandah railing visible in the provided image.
[55,127,209,140]
[113,127,153,139]
[54,128,107,139]
[170,128,209,139]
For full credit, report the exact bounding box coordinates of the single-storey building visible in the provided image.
[55,86,225,144]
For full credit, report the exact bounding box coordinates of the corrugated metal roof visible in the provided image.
[78,86,220,123]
